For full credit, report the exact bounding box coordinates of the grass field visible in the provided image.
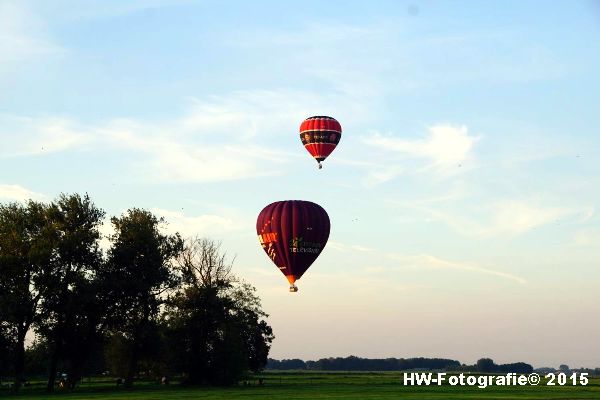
[2,371,599,399]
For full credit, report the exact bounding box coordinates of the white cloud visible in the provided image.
[0,184,46,202]
[399,198,574,238]
[487,200,568,235]
[105,125,287,183]
[362,164,404,187]
[388,253,527,285]
[578,207,595,223]
[0,114,88,157]
[571,229,600,247]
[36,0,195,21]
[151,208,246,238]
[0,2,64,64]
[365,124,476,169]
[1,89,321,182]
[98,207,248,250]
[328,241,374,253]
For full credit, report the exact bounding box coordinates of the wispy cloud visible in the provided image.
[98,206,249,251]
[0,114,88,157]
[398,198,575,238]
[362,164,405,187]
[42,0,194,21]
[388,253,527,285]
[571,229,600,247]
[0,184,46,202]
[328,241,374,253]
[102,121,288,183]
[2,89,334,182]
[486,200,569,235]
[0,2,65,64]
[151,207,247,238]
[364,124,477,174]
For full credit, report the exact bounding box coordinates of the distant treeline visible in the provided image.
[267,356,460,371]
[267,356,535,374]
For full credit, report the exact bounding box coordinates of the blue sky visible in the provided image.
[1,0,600,367]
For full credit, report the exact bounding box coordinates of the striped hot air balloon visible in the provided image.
[256,200,330,292]
[299,116,341,169]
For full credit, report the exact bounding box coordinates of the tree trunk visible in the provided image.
[13,328,27,392]
[46,340,62,392]
[124,339,140,388]
[125,302,151,388]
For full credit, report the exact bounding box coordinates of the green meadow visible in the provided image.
[2,371,599,400]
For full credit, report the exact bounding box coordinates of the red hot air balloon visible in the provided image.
[299,116,341,169]
[256,200,330,292]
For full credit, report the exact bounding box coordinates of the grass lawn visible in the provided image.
[1,371,599,399]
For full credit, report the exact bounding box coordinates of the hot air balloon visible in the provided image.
[299,116,341,169]
[256,200,330,292]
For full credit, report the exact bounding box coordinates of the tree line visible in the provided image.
[267,356,535,374]
[0,194,274,392]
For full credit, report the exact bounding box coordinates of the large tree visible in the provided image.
[35,194,105,391]
[105,208,183,387]
[165,238,274,385]
[0,200,52,391]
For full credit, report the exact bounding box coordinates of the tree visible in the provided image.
[24,339,51,377]
[497,362,533,374]
[105,209,183,387]
[0,325,11,379]
[227,281,274,373]
[165,238,273,385]
[104,332,131,378]
[35,194,105,391]
[0,200,51,391]
[267,358,307,370]
[476,358,496,373]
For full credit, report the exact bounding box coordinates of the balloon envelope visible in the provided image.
[256,200,330,287]
[299,116,341,168]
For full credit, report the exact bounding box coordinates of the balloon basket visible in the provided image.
[289,285,298,293]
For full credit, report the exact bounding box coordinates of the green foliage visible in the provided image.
[164,238,274,385]
[103,333,131,378]
[104,208,183,387]
[23,340,50,377]
[476,358,496,373]
[0,200,53,390]
[0,327,10,377]
[0,196,273,391]
[34,194,106,391]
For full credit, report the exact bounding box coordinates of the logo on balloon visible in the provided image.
[289,237,322,254]
[258,232,278,245]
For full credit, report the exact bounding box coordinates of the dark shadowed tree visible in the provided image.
[302,356,461,371]
[105,209,183,387]
[497,362,533,374]
[476,358,496,373]
[0,200,51,391]
[0,325,11,379]
[266,358,307,370]
[165,238,273,385]
[56,275,112,388]
[228,281,273,373]
[35,194,105,392]
[24,339,51,377]
[104,332,130,378]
